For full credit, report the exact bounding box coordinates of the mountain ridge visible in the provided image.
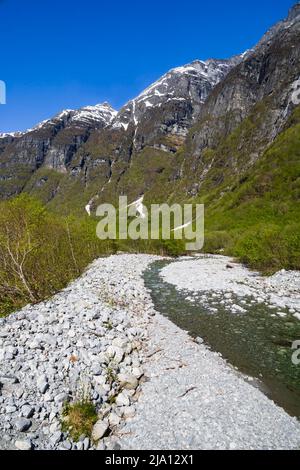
[0,3,299,224]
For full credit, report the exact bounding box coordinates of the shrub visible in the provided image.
[233,223,300,274]
[203,230,234,254]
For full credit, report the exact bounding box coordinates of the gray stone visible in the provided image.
[37,376,49,394]
[61,440,72,450]
[117,373,138,390]
[123,406,136,418]
[49,431,62,446]
[54,392,68,404]
[115,392,130,407]
[96,440,106,450]
[108,412,121,427]
[83,437,90,450]
[15,418,32,432]
[21,405,34,419]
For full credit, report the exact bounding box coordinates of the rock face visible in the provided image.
[0,4,299,210]
[0,103,116,199]
[111,56,242,150]
[170,5,299,197]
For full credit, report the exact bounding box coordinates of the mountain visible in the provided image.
[111,56,242,149]
[173,2,300,197]
[0,103,116,199]
[0,54,241,208]
[0,2,300,227]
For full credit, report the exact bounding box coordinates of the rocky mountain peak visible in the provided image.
[110,54,243,139]
[0,103,117,140]
[69,103,117,127]
[288,2,300,21]
[254,2,300,52]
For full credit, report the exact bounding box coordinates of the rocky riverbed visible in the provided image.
[1,254,300,450]
[161,254,300,318]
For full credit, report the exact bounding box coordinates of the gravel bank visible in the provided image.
[1,254,300,450]
[161,255,300,319]
[0,254,159,450]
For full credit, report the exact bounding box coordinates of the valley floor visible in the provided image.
[0,254,300,450]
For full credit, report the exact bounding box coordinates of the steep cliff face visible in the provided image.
[111,56,242,152]
[0,4,300,214]
[176,4,300,198]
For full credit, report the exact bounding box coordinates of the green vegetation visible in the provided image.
[0,194,115,316]
[201,106,300,273]
[61,399,98,441]
[0,194,188,317]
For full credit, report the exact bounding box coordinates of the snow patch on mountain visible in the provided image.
[70,103,117,126]
[110,55,244,136]
[0,103,117,138]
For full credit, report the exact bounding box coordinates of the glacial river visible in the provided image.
[144,259,300,418]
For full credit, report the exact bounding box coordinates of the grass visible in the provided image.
[61,399,98,441]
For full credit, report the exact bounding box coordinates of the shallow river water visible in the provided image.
[144,259,300,418]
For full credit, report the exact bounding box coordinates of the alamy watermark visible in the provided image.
[96,196,204,251]
[0,80,6,104]
[292,340,300,366]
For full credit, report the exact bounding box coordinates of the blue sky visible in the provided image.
[0,0,296,133]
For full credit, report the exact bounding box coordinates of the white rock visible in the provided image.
[123,406,136,418]
[92,419,109,440]
[277,311,287,318]
[115,392,130,407]
[112,337,128,349]
[117,373,138,390]
[108,412,121,427]
[131,367,143,378]
[49,431,62,446]
[15,439,32,450]
[106,346,124,364]
[20,405,34,419]
[15,418,31,432]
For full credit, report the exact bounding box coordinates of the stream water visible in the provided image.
[144,259,300,418]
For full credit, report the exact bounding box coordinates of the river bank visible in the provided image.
[160,254,300,318]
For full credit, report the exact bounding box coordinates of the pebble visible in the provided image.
[15,418,31,432]
[116,392,130,407]
[20,405,34,419]
[15,439,32,450]
[117,373,138,390]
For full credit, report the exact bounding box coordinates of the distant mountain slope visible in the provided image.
[0,103,116,198]
[0,3,300,222]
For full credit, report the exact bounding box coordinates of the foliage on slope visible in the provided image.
[0,194,188,316]
[0,195,116,316]
[201,106,300,273]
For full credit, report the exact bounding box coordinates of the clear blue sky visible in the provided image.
[0,0,296,133]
